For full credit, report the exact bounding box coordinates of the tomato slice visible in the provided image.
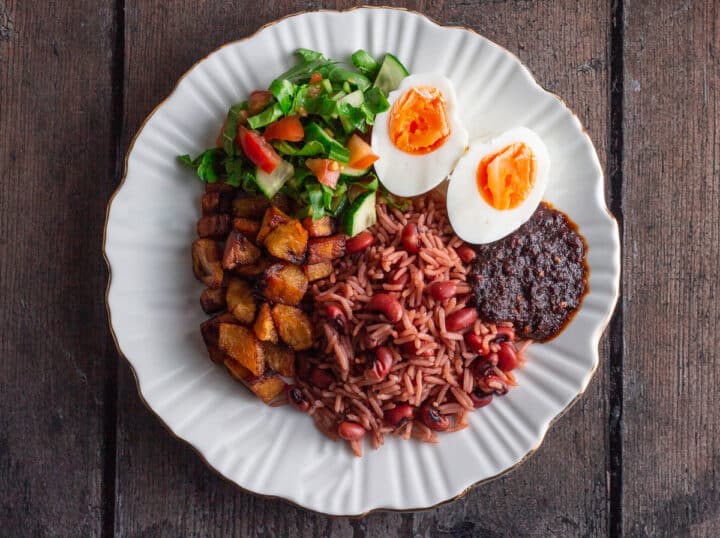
[263,115,304,142]
[238,126,281,173]
[309,73,323,83]
[248,90,273,115]
[306,158,340,189]
[347,134,379,169]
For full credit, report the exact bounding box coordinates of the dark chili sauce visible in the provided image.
[470,202,588,342]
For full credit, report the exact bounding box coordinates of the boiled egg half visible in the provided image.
[372,74,468,197]
[447,127,550,244]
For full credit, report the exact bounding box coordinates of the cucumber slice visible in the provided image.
[340,164,371,178]
[372,53,409,95]
[338,90,365,108]
[254,160,294,199]
[344,190,377,236]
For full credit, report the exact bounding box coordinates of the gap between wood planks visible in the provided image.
[608,0,625,536]
[103,0,124,537]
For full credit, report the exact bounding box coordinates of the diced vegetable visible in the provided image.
[232,217,261,240]
[363,87,390,114]
[303,261,334,282]
[304,122,350,163]
[344,190,377,236]
[219,323,265,376]
[254,159,294,199]
[233,194,270,218]
[263,220,309,264]
[262,341,295,377]
[351,49,381,78]
[268,79,296,114]
[253,303,279,344]
[200,287,226,314]
[306,234,347,264]
[271,305,313,351]
[226,277,257,324]
[222,230,261,270]
[201,312,237,363]
[247,103,284,129]
[258,263,308,306]
[273,140,325,157]
[263,115,304,142]
[302,215,335,237]
[305,158,341,189]
[340,165,371,178]
[192,239,224,289]
[257,206,291,244]
[372,53,409,95]
[338,90,364,108]
[347,134,379,169]
[197,214,230,238]
[248,90,273,115]
[238,126,281,173]
[221,103,249,156]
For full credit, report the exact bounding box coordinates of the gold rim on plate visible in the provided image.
[102,5,620,517]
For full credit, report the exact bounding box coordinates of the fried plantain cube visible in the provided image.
[245,373,287,403]
[200,287,226,314]
[256,206,290,244]
[271,304,313,351]
[262,341,295,376]
[232,217,261,241]
[253,303,279,343]
[303,261,334,282]
[192,239,224,289]
[225,277,257,324]
[306,234,346,264]
[257,263,308,306]
[302,215,335,238]
[201,312,237,363]
[233,194,270,218]
[264,220,308,265]
[218,323,265,376]
[232,257,272,278]
[223,230,262,270]
[202,191,233,215]
[197,214,231,238]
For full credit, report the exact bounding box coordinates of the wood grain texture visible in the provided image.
[114,1,612,536]
[622,1,720,536]
[0,0,117,536]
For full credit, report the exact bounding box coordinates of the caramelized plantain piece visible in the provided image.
[232,217,261,241]
[224,357,252,381]
[218,323,265,376]
[271,193,292,214]
[303,261,334,282]
[206,182,235,194]
[200,287,226,314]
[271,304,313,351]
[224,357,286,404]
[192,239,224,289]
[201,312,237,363]
[253,303,279,343]
[197,214,231,238]
[264,220,308,264]
[256,206,290,244]
[202,191,233,215]
[306,234,347,264]
[233,194,270,218]
[232,257,272,278]
[223,230,261,270]
[262,341,295,377]
[302,216,335,238]
[257,263,308,306]
[225,277,257,324]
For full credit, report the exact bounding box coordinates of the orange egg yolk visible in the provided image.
[388,86,450,155]
[476,143,536,210]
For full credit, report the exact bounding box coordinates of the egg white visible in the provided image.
[446,127,550,244]
[371,74,469,197]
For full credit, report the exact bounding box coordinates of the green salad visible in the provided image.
[179,48,409,236]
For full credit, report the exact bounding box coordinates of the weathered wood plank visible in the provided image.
[115,1,611,536]
[622,1,720,536]
[0,1,117,536]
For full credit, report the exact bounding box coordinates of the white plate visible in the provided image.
[105,8,620,515]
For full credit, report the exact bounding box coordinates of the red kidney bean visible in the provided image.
[464,332,484,354]
[338,421,366,441]
[310,367,334,389]
[484,375,509,395]
[469,390,493,408]
[497,342,518,371]
[401,341,418,355]
[473,359,494,378]
[419,402,450,432]
[346,231,375,254]
[384,404,415,427]
[325,304,346,333]
[456,245,476,263]
[428,281,457,301]
[401,223,420,254]
[445,308,478,332]
[366,346,393,382]
[367,293,403,323]
[494,326,515,342]
[286,385,310,412]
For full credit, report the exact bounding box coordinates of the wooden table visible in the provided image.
[1,1,717,535]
